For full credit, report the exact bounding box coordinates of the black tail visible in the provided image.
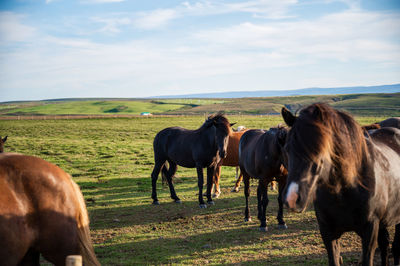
[161,163,168,186]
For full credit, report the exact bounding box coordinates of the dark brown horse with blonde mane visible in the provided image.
[239,126,289,231]
[281,103,400,266]
[0,153,100,266]
[0,136,7,153]
[151,113,233,208]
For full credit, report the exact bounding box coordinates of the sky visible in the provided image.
[0,0,400,101]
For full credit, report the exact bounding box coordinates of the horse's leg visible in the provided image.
[257,178,269,232]
[319,228,341,265]
[165,160,180,203]
[232,168,243,192]
[316,214,342,266]
[151,159,166,205]
[392,224,400,265]
[206,166,215,204]
[277,176,288,229]
[243,170,251,222]
[377,224,389,266]
[360,221,379,266]
[196,165,207,208]
[213,165,222,198]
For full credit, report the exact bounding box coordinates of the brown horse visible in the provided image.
[0,136,7,153]
[212,129,247,197]
[0,153,100,266]
[282,104,400,266]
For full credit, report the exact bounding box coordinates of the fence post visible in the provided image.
[66,255,82,266]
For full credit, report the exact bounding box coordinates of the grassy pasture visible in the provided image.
[0,115,394,265]
[1,92,399,117]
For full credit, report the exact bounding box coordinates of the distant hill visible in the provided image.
[154,84,400,98]
[0,92,399,117]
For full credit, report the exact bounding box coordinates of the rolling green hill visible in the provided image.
[0,93,399,117]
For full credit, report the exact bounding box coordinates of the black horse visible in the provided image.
[151,113,233,208]
[238,126,288,231]
[281,103,400,266]
[379,117,400,129]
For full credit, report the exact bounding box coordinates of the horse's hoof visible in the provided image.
[278,224,288,230]
[152,200,160,205]
[212,193,220,198]
[244,217,252,222]
[199,204,207,209]
[231,187,239,193]
[259,227,268,232]
[207,200,215,205]
[175,199,182,204]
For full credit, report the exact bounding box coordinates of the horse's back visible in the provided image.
[0,153,82,264]
[379,117,400,129]
[223,130,247,166]
[239,129,266,176]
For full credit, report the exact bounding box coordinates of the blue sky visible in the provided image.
[0,0,399,101]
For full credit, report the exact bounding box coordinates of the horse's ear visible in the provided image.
[311,105,323,121]
[3,136,7,142]
[230,123,236,127]
[282,107,296,127]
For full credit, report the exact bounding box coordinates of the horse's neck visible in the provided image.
[197,126,216,145]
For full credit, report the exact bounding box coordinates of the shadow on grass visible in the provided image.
[81,177,309,230]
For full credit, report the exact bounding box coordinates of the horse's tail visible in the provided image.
[71,181,101,266]
[161,163,168,186]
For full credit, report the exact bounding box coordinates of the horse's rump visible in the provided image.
[0,153,99,265]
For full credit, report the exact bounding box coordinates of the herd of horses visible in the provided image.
[1,103,399,265]
[151,104,400,266]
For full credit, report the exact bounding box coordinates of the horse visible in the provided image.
[0,153,99,266]
[0,136,7,153]
[212,129,247,198]
[238,126,289,231]
[281,103,400,266]
[379,117,400,129]
[151,113,234,208]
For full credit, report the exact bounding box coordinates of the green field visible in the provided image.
[0,115,393,265]
[1,93,399,117]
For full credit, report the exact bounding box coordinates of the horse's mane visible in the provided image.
[199,112,232,134]
[291,103,367,189]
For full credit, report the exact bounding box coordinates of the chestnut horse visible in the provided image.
[239,126,289,231]
[0,136,7,153]
[282,104,400,266]
[151,113,233,208]
[212,129,247,198]
[0,153,99,266]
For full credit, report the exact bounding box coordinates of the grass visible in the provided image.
[1,92,399,117]
[0,115,395,265]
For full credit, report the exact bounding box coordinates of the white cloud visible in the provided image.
[1,1,399,101]
[132,0,298,30]
[0,12,36,42]
[133,9,178,30]
[91,16,131,34]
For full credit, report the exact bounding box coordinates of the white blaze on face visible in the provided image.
[286,182,299,209]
